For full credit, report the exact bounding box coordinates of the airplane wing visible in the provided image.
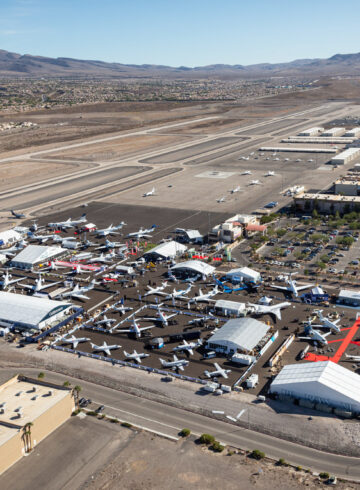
[166,313,177,320]
[39,281,61,290]
[178,364,184,371]
[18,283,33,290]
[116,328,132,333]
[188,348,194,356]
[72,340,80,349]
[104,349,111,356]
[139,325,155,331]
[296,284,313,291]
[270,307,282,321]
[271,284,290,291]
[173,354,178,361]
[71,293,90,300]
[214,362,221,370]
[222,371,229,379]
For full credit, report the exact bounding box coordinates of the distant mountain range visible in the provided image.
[1,49,360,78]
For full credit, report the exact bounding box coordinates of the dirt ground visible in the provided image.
[84,429,359,490]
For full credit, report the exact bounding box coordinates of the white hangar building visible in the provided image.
[206,317,270,355]
[0,229,22,247]
[224,267,261,284]
[143,241,187,261]
[0,292,72,331]
[171,260,215,278]
[269,361,360,413]
[10,245,66,270]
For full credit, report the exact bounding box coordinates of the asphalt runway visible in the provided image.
[140,137,243,164]
[0,166,147,211]
[235,118,307,135]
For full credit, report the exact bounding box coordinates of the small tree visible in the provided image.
[211,440,225,452]
[179,428,191,437]
[37,372,45,380]
[199,433,215,445]
[73,385,82,409]
[63,381,71,387]
[250,449,265,460]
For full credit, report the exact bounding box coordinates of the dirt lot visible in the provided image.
[3,415,357,490]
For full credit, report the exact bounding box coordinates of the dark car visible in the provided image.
[96,405,105,413]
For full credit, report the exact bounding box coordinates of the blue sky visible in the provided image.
[0,0,359,67]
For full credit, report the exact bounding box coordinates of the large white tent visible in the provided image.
[0,292,72,330]
[10,245,66,269]
[270,361,360,413]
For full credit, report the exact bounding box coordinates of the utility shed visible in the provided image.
[0,229,22,247]
[171,260,215,278]
[143,241,186,261]
[224,267,261,284]
[10,245,66,269]
[206,317,270,355]
[0,292,72,330]
[214,299,247,317]
[269,361,360,413]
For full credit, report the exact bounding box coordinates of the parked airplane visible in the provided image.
[159,354,189,371]
[312,310,341,333]
[271,273,313,298]
[97,238,126,250]
[96,223,126,237]
[67,264,90,275]
[299,328,331,345]
[116,317,155,338]
[94,315,117,328]
[143,187,155,197]
[11,210,25,219]
[204,362,231,379]
[48,214,87,229]
[146,304,177,326]
[88,252,115,264]
[90,341,121,356]
[265,170,275,177]
[172,339,202,356]
[112,304,133,315]
[58,279,97,301]
[230,186,241,194]
[57,335,90,349]
[161,284,192,301]
[42,261,67,272]
[190,286,220,304]
[31,233,58,243]
[216,196,226,203]
[344,353,360,362]
[0,270,24,290]
[144,281,168,297]
[188,313,216,325]
[127,225,156,239]
[0,240,27,257]
[247,301,291,321]
[241,170,252,175]
[19,275,61,293]
[249,180,262,185]
[123,350,150,363]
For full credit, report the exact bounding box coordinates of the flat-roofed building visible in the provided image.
[298,126,324,136]
[337,289,360,307]
[330,148,360,165]
[0,375,75,475]
[294,192,360,213]
[334,178,360,196]
[344,127,360,137]
[321,127,346,137]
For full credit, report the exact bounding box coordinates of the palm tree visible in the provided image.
[23,422,34,452]
[73,385,81,409]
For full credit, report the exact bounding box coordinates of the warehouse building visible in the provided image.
[213,299,248,317]
[224,267,261,284]
[337,289,360,307]
[334,178,360,196]
[294,192,360,213]
[282,137,354,144]
[0,229,22,247]
[298,126,324,136]
[143,240,186,262]
[0,374,74,475]
[259,146,336,154]
[344,127,360,137]
[0,292,72,331]
[10,245,66,269]
[269,361,360,414]
[176,229,203,244]
[171,260,215,278]
[321,127,346,137]
[330,148,360,165]
[206,317,270,355]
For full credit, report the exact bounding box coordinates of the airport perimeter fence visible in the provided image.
[51,344,207,385]
[28,307,84,343]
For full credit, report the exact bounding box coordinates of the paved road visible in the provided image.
[2,367,358,481]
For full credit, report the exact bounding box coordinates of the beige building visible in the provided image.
[210,214,259,243]
[334,178,360,196]
[0,375,75,475]
[294,192,360,213]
